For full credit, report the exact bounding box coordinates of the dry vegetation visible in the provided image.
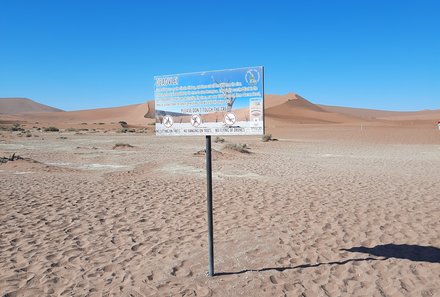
[43,126,60,132]
[214,136,225,143]
[112,143,134,149]
[223,143,251,153]
[262,133,278,142]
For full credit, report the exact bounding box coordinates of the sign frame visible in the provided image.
[154,66,265,137]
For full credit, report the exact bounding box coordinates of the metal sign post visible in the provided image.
[205,135,214,276]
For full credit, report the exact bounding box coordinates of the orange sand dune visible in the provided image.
[265,93,327,112]
[320,104,440,120]
[1,95,439,129]
[266,98,364,124]
[378,111,440,121]
[0,98,63,114]
[4,102,153,126]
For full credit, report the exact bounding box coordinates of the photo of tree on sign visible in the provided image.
[213,78,237,113]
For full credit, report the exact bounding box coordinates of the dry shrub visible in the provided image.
[43,126,59,132]
[223,143,251,154]
[214,137,225,143]
[113,143,134,149]
[262,134,278,142]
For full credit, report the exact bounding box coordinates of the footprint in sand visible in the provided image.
[170,260,192,277]
[141,271,154,282]
[131,243,144,252]
[120,287,145,297]
[269,275,278,284]
[276,254,291,265]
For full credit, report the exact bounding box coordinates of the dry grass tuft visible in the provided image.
[214,137,225,143]
[223,143,251,154]
[113,143,134,149]
[43,126,60,132]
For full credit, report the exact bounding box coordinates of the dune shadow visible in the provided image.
[341,244,440,263]
[215,256,381,276]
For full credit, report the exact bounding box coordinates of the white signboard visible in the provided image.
[154,66,264,136]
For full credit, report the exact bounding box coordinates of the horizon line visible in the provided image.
[0,94,439,113]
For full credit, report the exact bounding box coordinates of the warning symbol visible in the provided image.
[224,113,236,125]
[191,114,202,127]
[162,115,173,128]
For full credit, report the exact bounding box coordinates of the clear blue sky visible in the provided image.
[1,0,439,111]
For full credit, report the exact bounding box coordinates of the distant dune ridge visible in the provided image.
[319,104,440,121]
[0,98,63,114]
[265,93,363,124]
[0,95,439,127]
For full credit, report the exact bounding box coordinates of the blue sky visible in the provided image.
[0,0,439,111]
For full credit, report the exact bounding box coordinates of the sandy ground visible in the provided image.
[0,126,439,296]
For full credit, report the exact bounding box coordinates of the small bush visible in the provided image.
[119,121,128,128]
[223,143,251,154]
[116,128,128,133]
[10,123,24,132]
[66,128,78,132]
[26,133,32,137]
[262,134,272,142]
[43,126,59,132]
[214,137,225,143]
[113,143,134,149]
[262,134,278,142]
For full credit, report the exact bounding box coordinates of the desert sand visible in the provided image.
[1,95,440,296]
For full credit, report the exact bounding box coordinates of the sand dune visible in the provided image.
[266,99,364,124]
[320,104,440,121]
[378,111,440,121]
[265,93,327,112]
[0,98,63,114]
[1,95,439,131]
[1,94,361,128]
[3,102,153,126]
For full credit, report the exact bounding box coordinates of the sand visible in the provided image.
[0,125,439,296]
[1,94,439,296]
